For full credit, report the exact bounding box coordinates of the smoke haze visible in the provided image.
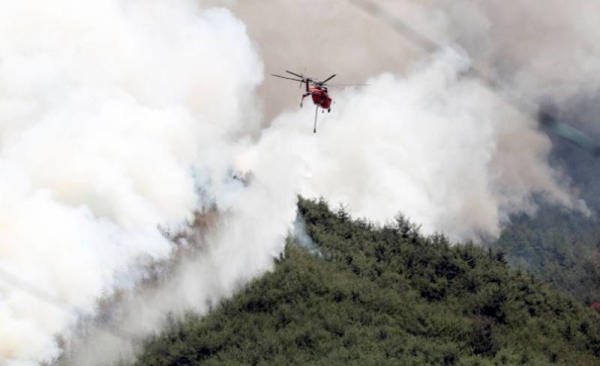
[0,0,597,365]
[0,0,265,363]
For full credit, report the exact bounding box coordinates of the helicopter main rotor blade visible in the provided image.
[321,74,337,84]
[286,70,305,79]
[325,83,370,87]
[271,74,305,82]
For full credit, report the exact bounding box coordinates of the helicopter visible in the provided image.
[271,70,347,133]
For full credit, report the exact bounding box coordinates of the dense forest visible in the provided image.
[491,141,600,305]
[131,198,600,365]
[492,208,600,304]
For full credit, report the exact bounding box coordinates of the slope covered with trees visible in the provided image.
[492,208,600,305]
[491,141,600,305]
[132,198,600,365]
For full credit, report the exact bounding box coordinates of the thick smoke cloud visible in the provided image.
[440,1,600,104]
[0,0,264,364]
[0,0,596,365]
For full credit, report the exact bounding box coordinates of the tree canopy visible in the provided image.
[132,198,600,366]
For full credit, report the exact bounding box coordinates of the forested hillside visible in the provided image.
[491,142,600,305]
[132,198,600,366]
[493,208,600,304]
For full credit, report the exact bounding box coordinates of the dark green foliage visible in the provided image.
[133,198,600,366]
[493,207,600,304]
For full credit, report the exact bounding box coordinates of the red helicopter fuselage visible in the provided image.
[271,70,339,133]
[308,84,332,110]
[271,70,365,133]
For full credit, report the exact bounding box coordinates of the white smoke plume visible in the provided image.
[0,0,595,365]
[292,214,319,255]
[0,0,265,364]
[247,51,582,240]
